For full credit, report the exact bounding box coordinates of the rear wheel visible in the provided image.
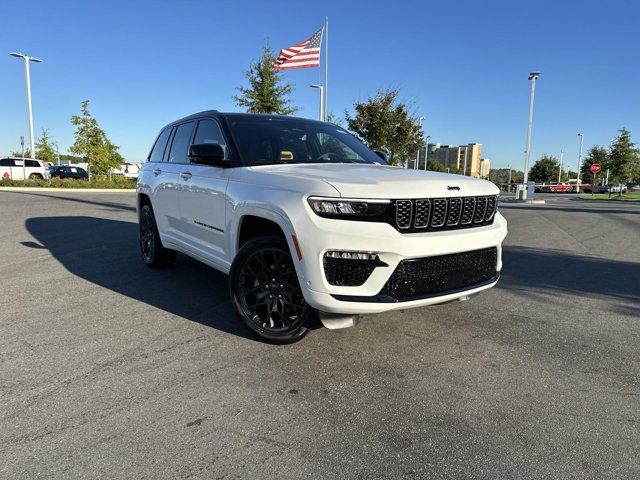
[139,204,177,268]
[29,173,43,180]
[229,235,314,343]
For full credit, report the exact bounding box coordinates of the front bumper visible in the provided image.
[293,211,508,315]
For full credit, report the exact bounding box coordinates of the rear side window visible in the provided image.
[149,127,172,163]
[0,158,13,166]
[167,122,195,163]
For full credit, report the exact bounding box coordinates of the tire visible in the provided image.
[229,235,314,344]
[138,204,177,268]
[29,173,43,180]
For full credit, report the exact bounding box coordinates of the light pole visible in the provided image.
[558,148,564,183]
[414,116,425,170]
[522,71,540,200]
[423,135,431,170]
[576,133,584,191]
[10,52,43,159]
[310,84,325,121]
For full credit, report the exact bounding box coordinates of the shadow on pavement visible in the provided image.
[25,215,257,341]
[6,191,136,212]
[501,245,640,304]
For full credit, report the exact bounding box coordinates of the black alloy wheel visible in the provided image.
[230,235,314,343]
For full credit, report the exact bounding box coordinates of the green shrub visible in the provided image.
[0,177,136,189]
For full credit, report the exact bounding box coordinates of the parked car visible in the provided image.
[0,157,50,180]
[598,184,627,194]
[49,165,89,180]
[625,183,640,191]
[137,111,508,343]
[541,182,573,193]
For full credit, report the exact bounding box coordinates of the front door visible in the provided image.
[177,118,231,267]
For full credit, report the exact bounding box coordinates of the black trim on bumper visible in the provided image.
[330,273,500,304]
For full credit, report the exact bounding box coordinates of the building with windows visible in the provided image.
[480,158,491,178]
[432,143,483,178]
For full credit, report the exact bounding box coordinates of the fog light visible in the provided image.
[324,251,380,261]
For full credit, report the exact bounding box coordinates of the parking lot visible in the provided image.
[1,190,639,479]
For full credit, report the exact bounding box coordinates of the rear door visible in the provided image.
[176,118,231,263]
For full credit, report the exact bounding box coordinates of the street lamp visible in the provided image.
[10,52,43,160]
[310,84,325,121]
[576,133,584,191]
[522,71,540,200]
[423,135,431,170]
[414,116,425,170]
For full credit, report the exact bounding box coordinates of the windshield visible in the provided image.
[227,117,383,166]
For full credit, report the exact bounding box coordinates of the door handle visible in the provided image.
[180,171,193,180]
[152,168,162,176]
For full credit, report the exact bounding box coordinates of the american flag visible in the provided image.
[274,27,323,70]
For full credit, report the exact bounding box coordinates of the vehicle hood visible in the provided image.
[245,163,498,198]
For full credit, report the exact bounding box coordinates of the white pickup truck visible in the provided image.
[0,157,50,180]
[137,111,508,343]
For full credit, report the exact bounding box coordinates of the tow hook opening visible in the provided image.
[318,312,360,330]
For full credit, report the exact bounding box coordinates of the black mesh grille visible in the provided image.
[461,197,476,225]
[473,197,488,223]
[414,200,431,228]
[447,198,463,226]
[324,259,376,286]
[431,199,447,227]
[396,200,412,229]
[379,247,498,299]
[390,196,497,232]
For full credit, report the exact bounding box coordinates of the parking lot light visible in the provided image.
[9,52,43,160]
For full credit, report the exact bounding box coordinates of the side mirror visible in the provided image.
[188,143,229,166]
[374,150,389,164]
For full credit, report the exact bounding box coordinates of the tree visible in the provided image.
[234,43,297,115]
[608,128,636,189]
[35,128,58,163]
[345,89,424,166]
[528,155,560,183]
[580,146,608,181]
[425,160,445,172]
[10,149,32,158]
[69,100,123,175]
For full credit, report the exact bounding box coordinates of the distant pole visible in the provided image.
[558,148,564,183]
[508,165,512,185]
[423,135,431,170]
[10,52,43,159]
[21,136,26,180]
[323,17,329,121]
[522,71,540,200]
[576,133,584,191]
[414,116,425,170]
[310,84,324,121]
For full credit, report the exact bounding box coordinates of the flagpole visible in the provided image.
[324,17,328,122]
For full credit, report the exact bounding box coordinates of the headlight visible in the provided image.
[307,196,390,219]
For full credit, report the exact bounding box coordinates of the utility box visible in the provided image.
[516,184,526,200]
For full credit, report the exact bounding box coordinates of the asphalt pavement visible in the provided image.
[1,190,639,479]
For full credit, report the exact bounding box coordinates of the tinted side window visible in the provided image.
[167,122,195,163]
[0,158,12,166]
[26,160,40,167]
[149,127,172,163]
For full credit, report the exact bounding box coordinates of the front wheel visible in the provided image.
[229,235,314,343]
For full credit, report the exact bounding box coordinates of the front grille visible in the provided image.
[324,259,376,286]
[379,247,498,300]
[389,195,498,232]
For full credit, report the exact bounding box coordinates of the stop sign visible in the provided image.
[590,163,601,174]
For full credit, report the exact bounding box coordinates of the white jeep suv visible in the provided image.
[137,111,507,343]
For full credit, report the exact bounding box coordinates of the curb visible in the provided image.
[0,187,136,193]
[499,198,546,205]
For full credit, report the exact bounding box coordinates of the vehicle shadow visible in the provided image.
[25,215,258,341]
[500,245,640,304]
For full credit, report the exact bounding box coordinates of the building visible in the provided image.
[480,158,491,178]
[432,143,483,178]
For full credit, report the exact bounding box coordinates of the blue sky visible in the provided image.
[1,0,638,169]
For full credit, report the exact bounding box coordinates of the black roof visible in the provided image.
[166,110,324,127]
